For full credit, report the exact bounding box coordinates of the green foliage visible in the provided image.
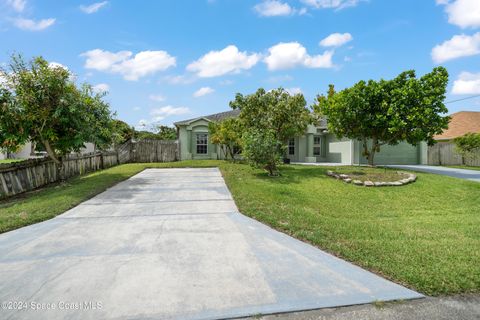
[208,118,242,160]
[135,125,177,141]
[242,128,283,176]
[230,88,311,174]
[314,67,450,166]
[0,55,115,163]
[230,88,311,144]
[454,133,480,165]
[111,120,135,146]
[155,125,177,140]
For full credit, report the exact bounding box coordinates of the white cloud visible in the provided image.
[81,49,176,81]
[452,71,480,94]
[286,87,302,95]
[133,106,141,111]
[80,1,108,14]
[150,106,190,121]
[92,83,109,93]
[254,0,293,16]
[320,32,353,47]
[431,32,480,63]
[149,94,166,102]
[13,18,55,31]
[439,0,480,29]
[264,42,334,70]
[162,74,195,85]
[48,62,68,70]
[301,0,362,10]
[193,87,215,97]
[7,0,26,12]
[187,45,260,78]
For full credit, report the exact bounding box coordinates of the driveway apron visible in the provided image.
[0,168,422,320]
[386,165,480,182]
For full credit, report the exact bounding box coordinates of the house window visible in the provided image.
[196,133,208,154]
[313,135,322,156]
[288,138,295,155]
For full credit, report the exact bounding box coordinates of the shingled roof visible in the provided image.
[434,111,480,140]
[174,109,240,126]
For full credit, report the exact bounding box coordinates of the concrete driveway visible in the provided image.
[0,168,422,320]
[386,165,480,182]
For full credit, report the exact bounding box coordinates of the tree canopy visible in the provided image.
[135,125,177,140]
[0,55,116,164]
[230,88,311,144]
[230,88,312,175]
[208,117,242,161]
[313,67,450,166]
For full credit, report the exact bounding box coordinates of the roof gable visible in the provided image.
[174,109,240,127]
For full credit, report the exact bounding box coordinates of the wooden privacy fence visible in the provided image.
[0,139,179,198]
[131,140,179,163]
[0,151,119,198]
[428,142,480,166]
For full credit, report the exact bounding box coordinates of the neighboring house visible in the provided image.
[174,110,428,165]
[0,142,34,160]
[0,142,96,160]
[428,111,480,166]
[433,111,480,141]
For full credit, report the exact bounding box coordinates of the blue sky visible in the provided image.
[1,0,480,130]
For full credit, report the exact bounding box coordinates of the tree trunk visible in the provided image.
[368,137,379,167]
[367,151,375,166]
[362,137,378,167]
[42,139,64,180]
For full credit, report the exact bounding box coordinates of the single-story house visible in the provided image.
[174,110,428,165]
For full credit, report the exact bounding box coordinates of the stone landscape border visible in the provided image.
[326,170,417,187]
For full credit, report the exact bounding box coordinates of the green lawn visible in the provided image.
[446,165,480,171]
[0,160,479,297]
[331,166,410,182]
[0,159,25,164]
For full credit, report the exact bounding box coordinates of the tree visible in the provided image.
[230,88,311,145]
[135,125,177,140]
[230,88,312,174]
[111,120,135,145]
[208,117,242,161]
[80,84,118,151]
[155,125,177,140]
[454,133,480,165]
[313,67,450,166]
[242,128,283,176]
[0,55,115,169]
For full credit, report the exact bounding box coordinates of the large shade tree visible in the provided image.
[313,67,450,166]
[0,55,115,168]
[230,88,312,175]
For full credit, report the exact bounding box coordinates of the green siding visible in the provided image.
[355,140,420,165]
[326,135,352,164]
